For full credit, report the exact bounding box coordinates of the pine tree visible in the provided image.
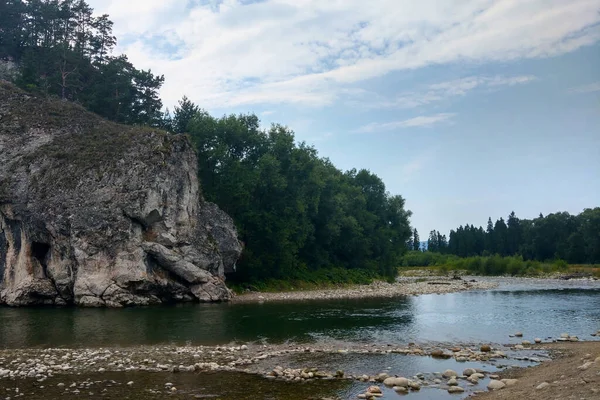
[412,228,420,251]
[173,96,200,134]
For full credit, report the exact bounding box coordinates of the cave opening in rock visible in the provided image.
[31,241,50,267]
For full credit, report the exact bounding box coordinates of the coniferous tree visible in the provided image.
[412,228,420,251]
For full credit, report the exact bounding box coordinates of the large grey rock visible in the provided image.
[0,82,242,306]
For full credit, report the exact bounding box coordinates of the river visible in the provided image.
[0,277,599,399]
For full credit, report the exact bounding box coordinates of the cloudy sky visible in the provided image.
[87,0,600,237]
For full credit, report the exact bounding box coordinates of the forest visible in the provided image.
[1,0,598,285]
[410,208,600,264]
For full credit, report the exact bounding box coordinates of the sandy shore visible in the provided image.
[476,341,600,400]
[232,276,498,303]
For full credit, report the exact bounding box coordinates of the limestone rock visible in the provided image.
[0,83,242,306]
[383,377,409,387]
[442,369,458,378]
[536,382,550,390]
[487,380,506,390]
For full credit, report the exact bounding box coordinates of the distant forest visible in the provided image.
[410,208,600,264]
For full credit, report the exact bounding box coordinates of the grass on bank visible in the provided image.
[399,251,600,277]
[228,267,389,294]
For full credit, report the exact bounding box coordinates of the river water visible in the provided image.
[1,278,598,348]
[0,278,599,399]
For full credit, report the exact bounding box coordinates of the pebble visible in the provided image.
[501,379,518,387]
[536,382,550,390]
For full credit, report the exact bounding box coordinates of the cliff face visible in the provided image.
[0,82,242,307]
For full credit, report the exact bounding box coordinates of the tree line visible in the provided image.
[168,98,413,282]
[0,0,165,126]
[409,209,600,264]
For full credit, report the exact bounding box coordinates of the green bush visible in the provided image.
[400,252,574,277]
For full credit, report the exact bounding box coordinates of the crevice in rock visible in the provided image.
[31,241,50,274]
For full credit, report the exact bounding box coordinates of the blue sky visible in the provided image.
[88,0,600,237]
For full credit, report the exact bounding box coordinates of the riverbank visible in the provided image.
[477,341,600,400]
[1,339,598,399]
[232,276,498,303]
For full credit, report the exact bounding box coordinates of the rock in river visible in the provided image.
[0,82,242,307]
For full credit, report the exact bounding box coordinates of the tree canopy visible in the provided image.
[179,109,413,281]
[0,0,164,126]
[428,209,600,263]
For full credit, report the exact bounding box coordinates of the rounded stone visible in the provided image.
[487,380,506,391]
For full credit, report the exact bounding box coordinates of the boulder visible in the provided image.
[442,369,458,378]
[383,377,409,387]
[487,380,506,390]
[501,379,518,387]
[463,368,476,376]
[0,83,242,306]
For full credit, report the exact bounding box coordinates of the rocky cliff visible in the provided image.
[0,82,242,307]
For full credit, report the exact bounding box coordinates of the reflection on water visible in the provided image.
[0,282,599,349]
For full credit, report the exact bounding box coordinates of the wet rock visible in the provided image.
[393,386,408,394]
[383,377,408,387]
[480,345,492,352]
[366,386,381,394]
[442,369,458,378]
[447,386,465,393]
[463,368,476,376]
[515,332,523,337]
[447,378,458,386]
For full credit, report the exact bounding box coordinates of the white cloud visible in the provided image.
[569,81,600,94]
[358,75,537,109]
[356,113,456,133]
[86,0,600,109]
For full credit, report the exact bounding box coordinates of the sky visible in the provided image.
[87,0,600,237]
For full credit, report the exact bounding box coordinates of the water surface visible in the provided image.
[0,278,598,348]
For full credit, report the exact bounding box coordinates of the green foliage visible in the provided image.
[440,209,600,264]
[1,0,164,126]
[229,268,380,293]
[185,109,412,283]
[400,252,583,277]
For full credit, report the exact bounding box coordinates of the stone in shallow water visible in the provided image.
[447,386,465,393]
[442,369,458,378]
